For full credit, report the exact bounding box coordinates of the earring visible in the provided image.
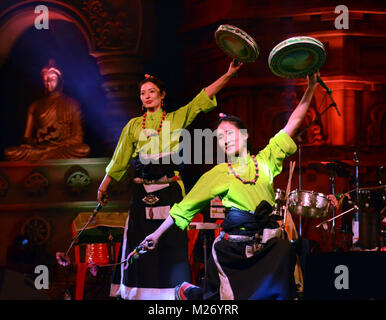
[161,99,164,108]
[142,104,145,112]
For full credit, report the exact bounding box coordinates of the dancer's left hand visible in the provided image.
[307,70,319,89]
[226,59,243,77]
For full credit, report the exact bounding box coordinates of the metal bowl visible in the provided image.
[288,189,331,219]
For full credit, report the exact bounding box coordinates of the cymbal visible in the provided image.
[308,161,353,178]
[300,145,375,151]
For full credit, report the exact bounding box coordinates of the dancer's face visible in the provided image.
[140,82,165,112]
[217,121,248,156]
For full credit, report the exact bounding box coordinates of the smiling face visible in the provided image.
[140,81,165,112]
[217,121,248,157]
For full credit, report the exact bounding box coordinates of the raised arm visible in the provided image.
[204,60,243,99]
[283,71,319,138]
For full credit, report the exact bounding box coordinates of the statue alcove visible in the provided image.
[0,19,109,160]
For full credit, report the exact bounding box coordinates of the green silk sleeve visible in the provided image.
[105,120,135,182]
[258,129,297,178]
[169,165,228,230]
[169,89,217,129]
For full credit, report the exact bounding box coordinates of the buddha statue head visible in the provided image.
[41,59,63,94]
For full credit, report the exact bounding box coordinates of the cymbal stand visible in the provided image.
[352,152,360,247]
[298,146,302,237]
[296,101,338,138]
[329,168,336,250]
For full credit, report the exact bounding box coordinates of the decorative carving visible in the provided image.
[0,172,9,197]
[366,103,386,146]
[65,166,92,195]
[299,107,326,146]
[262,89,326,146]
[21,215,51,245]
[24,171,49,197]
[81,0,137,50]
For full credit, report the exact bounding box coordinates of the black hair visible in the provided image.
[139,76,166,94]
[215,115,247,131]
[215,115,252,151]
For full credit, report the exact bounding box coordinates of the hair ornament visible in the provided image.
[219,113,227,118]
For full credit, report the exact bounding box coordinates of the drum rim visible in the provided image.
[269,36,324,59]
[289,189,329,199]
[215,24,259,63]
[268,36,326,78]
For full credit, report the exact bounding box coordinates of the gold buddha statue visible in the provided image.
[4,60,90,161]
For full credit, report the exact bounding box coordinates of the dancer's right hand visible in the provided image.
[56,252,71,267]
[141,233,159,251]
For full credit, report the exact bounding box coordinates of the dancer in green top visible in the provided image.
[142,71,324,300]
[101,60,243,300]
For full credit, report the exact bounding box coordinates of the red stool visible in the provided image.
[72,225,121,300]
[187,216,223,285]
[187,213,204,285]
[214,219,223,238]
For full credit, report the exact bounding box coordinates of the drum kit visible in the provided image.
[214,24,386,251]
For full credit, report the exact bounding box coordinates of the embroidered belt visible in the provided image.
[220,228,282,243]
[219,231,255,242]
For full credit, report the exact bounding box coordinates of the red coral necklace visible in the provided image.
[227,154,259,184]
[142,110,166,137]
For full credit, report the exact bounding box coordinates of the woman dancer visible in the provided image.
[142,72,324,300]
[98,61,243,300]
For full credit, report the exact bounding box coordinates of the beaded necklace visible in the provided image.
[142,110,166,137]
[227,154,259,184]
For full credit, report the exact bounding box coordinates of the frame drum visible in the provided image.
[215,24,259,63]
[269,36,326,79]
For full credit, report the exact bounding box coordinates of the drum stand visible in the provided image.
[188,222,220,292]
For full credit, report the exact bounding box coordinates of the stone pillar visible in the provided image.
[91,52,144,148]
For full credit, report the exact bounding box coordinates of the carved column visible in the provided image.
[80,0,156,148]
[91,52,144,145]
